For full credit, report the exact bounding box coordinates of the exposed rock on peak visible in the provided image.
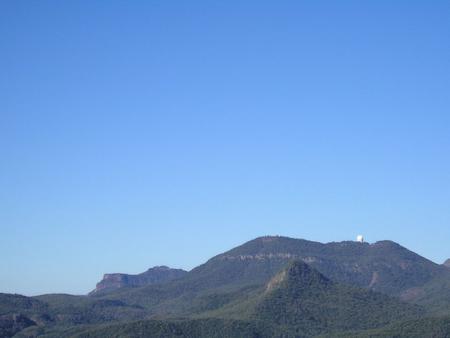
[444,259,450,268]
[89,266,187,296]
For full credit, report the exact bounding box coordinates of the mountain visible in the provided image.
[99,236,447,316]
[256,261,422,335]
[205,261,423,336]
[56,261,424,338]
[89,266,187,295]
[1,235,450,337]
[210,236,444,296]
[444,259,450,268]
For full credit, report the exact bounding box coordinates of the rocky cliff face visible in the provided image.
[90,266,187,295]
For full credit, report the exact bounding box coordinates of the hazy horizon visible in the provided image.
[2,1,450,296]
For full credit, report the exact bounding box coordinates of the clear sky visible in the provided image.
[1,1,449,296]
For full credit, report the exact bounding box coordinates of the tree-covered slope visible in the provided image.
[252,261,423,336]
[198,260,424,336]
[0,293,47,316]
[2,235,449,337]
[37,261,425,338]
[322,316,450,338]
[98,235,447,316]
[0,313,37,338]
[402,269,450,316]
[70,318,274,338]
[214,236,445,295]
[0,293,149,337]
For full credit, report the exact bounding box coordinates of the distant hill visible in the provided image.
[210,236,444,296]
[254,261,422,335]
[101,236,447,316]
[444,259,450,268]
[52,261,424,338]
[202,260,423,336]
[1,235,450,337]
[89,266,187,295]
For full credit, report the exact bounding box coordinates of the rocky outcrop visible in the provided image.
[89,266,187,295]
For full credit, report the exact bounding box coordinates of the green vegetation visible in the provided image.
[92,236,447,318]
[71,318,273,338]
[254,261,423,336]
[2,236,450,337]
[408,270,450,316]
[321,316,450,338]
[0,313,37,338]
[0,293,47,315]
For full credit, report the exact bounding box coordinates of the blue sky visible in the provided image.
[1,1,449,295]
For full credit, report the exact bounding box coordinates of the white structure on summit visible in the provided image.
[356,235,364,243]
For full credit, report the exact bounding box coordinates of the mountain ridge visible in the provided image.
[89,235,448,321]
[2,235,450,337]
[72,260,424,338]
[201,235,445,296]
